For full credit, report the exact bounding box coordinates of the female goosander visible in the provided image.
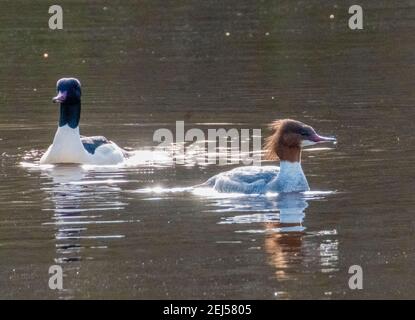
[40,78,127,165]
[201,119,336,194]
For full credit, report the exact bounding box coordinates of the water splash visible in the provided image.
[20,149,173,170]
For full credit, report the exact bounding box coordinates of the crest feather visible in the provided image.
[263,120,284,160]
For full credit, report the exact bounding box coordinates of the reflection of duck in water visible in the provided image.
[201,119,336,194]
[214,193,307,281]
[263,194,307,281]
[261,194,338,282]
[213,192,338,283]
[216,193,307,230]
[42,166,88,263]
[40,78,128,165]
[274,193,307,225]
[41,165,126,264]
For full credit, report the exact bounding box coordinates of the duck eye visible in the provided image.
[300,129,308,136]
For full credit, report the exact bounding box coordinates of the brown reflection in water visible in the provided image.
[260,194,338,282]
[264,227,304,281]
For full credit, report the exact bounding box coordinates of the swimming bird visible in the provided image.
[40,78,127,165]
[201,119,336,194]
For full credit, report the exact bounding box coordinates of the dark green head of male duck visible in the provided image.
[52,77,82,128]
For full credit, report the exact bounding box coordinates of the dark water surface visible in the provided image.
[0,0,414,299]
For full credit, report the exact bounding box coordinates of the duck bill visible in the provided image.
[310,134,337,143]
[52,91,67,103]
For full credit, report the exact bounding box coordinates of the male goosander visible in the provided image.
[201,119,336,194]
[40,78,127,165]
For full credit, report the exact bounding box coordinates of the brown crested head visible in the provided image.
[264,119,336,162]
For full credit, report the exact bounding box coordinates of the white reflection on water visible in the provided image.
[223,189,337,283]
[19,148,172,266]
[137,183,339,282]
[210,191,333,230]
[20,149,172,265]
[39,166,129,263]
[200,191,339,281]
[21,163,134,277]
[20,150,172,263]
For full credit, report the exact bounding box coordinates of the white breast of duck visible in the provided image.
[40,78,126,165]
[202,119,336,194]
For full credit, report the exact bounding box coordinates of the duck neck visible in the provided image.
[59,102,81,129]
[272,161,310,193]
